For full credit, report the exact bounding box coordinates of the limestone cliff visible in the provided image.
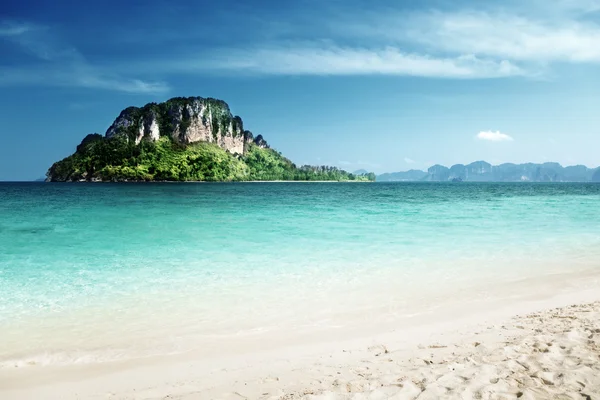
[105,97,264,155]
[46,95,374,182]
[378,162,597,182]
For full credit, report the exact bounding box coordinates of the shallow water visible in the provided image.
[1,182,599,366]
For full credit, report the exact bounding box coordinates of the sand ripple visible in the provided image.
[259,302,600,400]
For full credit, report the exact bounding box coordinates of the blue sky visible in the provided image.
[1,0,600,180]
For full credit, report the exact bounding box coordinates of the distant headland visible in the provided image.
[46,96,375,183]
[377,161,600,182]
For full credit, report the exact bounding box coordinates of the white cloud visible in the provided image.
[0,19,169,94]
[336,7,600,66]
[405,11,600,63]
[6,2,600,87]
[0,65,169,94]
[181,45,524,78]
[476,130,514,142]
[75,75,169,93]
[404,157,415,164]
[0,21,36,37]
[131,2,600,79]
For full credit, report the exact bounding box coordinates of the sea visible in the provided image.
[1,182,599,368]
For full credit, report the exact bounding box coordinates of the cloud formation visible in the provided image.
[0,66,169,94]
[404,157,415,164]
[192,45,523,78]
[119,3,600,79]
[403,11,600,63]
[0,21,36,37]
[5,0,600,88]
[153,2,600,78]
[476,131,514,142]
[0,20,168,94]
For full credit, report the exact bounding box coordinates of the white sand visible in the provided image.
[281,302,600,400]
[1,274,599,399]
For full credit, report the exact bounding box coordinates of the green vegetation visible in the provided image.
[243,145,374,181]
[47,135,374,182]
[47,95,374,182]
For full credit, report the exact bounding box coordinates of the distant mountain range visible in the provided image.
[377,161,600,182]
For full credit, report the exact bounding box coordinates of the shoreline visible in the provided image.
[22,180,599,184]
[42,179,374,183]
[1,268,599,399]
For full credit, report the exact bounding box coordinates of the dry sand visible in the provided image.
[165,301,600,400]
[1,284,599,399]
[279,302,600,400]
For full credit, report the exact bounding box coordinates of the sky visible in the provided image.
[1,0,600,180]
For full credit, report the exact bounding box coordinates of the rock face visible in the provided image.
[46,94,377,183]
[465,161,493,181]
[105,97,266,155]
[138,111,160,143]
[377,169,428,182]
[426,165,450,181]
[378,162,597,182]
[449,164,466,180]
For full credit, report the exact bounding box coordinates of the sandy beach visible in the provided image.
[3,183,600,400]
[281,301,600,400]
[1,271,599,400]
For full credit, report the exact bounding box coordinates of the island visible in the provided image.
[47,96,376,182]
[378,161,599,182]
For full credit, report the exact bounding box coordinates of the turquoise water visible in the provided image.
[1,182,600,366]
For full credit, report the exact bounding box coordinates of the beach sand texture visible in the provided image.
[2,183,599,399]
[4,299,597,400]
[189,302,600,400]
